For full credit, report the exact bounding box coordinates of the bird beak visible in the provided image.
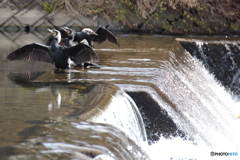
[48,29,53,33]
[62,28,70,34]
[90,31,98,36]
[48,29,57,36]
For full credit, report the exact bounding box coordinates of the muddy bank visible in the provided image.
[0,0,240,35]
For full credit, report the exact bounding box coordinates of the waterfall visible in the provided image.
[87,89,148,145]
[179,39,240,94]
[144,49,240,159]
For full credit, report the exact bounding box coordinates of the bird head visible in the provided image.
[82,28,98,36]
[48,29,61,43]
[61,27,75,39]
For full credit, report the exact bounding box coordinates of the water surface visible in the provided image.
[0,31,239,159]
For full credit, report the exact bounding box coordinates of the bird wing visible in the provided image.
[64,43,99,65]
[7,43,53,63]
[92,26,120,47]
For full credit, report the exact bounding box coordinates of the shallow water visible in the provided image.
[0,31,239,159]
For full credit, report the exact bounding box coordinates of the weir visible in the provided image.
[1,33,240,159]
[177,38,240,95]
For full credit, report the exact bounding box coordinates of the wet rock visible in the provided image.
[127,91,186,144]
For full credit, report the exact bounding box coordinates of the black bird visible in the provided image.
[58,26,101,68]
[73,26,120,47]
[7,29,98,70]
[60,26,102,68]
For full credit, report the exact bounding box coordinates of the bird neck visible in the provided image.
[68,36,74,44]
[74,32,92,46]
[50,39,60,52]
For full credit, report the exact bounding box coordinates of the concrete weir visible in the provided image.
[176,38,240,94]
[7,71,147,145]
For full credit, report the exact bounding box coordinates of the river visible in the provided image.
[0,31,239,160]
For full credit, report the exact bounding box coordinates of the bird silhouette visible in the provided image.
[7,29,98,70]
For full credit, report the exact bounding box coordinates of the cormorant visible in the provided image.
[58,26,102,68]
[7,29,98,70]
[73,26,120,47]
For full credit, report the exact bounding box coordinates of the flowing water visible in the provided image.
[0,31,239,160]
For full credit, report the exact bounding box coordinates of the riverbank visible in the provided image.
[1,0,240,35]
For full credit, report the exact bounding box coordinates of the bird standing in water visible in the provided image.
[61,26,120,67]
[7,29,98,70]
[58,26,101,68]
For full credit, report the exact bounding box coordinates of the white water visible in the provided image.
[144,50,240,159]
[85,48,240,159]
[117,49,240,159]
[65,39,240,159]
[88,89,148,145]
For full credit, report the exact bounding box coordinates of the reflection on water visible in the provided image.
[0,31,240,159]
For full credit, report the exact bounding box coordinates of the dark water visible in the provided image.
[0,32,239,160]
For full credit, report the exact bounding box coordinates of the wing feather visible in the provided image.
[64,43,98,65]
[7,43,53,63]
[93,26,120,47]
